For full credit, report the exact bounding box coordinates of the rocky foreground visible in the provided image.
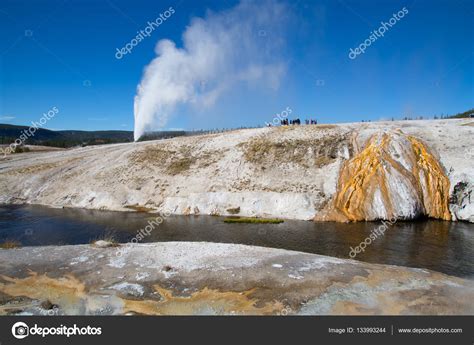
[0,242,473,315]
[0,119,473,222]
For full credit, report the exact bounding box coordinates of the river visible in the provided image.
[0,204,473,278]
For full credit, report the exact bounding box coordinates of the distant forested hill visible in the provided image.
[0,124,133,147]
[447,108,474,119]
[0,124,192,148]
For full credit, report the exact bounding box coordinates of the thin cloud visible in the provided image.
[0,116,15,121]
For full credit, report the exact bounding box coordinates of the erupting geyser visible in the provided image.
[133,0,289,141]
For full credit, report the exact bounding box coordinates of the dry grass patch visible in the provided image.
[129,144,224,175]
[226,207,241,214]
[13,162,59,174]
[314,124,337,129]
[4,157,81,176]
[129,146,176,164]
[241,134,351,168]
[0,240,21,249]
[124,205,155,212]
[223,217,284,224]
[166,156,196,175]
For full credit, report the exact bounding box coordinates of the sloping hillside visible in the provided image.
[0,119,472,222]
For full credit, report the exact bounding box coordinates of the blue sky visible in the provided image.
[0,0,472,131]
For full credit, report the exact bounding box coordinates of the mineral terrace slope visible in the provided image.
[0,119,472,221]
[321,130,452,221]
[0,242,473,315]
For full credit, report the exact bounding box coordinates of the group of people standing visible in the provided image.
[279,118,317,126]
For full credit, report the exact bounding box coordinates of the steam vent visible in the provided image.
[328,130,451,222]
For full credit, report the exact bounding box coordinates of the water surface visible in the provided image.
[0,205,473,278]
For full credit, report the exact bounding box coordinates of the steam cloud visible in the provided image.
[133,0,288,141]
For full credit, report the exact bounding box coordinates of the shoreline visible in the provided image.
[1,204,472,279]
[1,201,472,224]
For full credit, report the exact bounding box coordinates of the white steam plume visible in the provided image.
[133,0,288,141]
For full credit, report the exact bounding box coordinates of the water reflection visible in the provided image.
[0,205,473,277]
